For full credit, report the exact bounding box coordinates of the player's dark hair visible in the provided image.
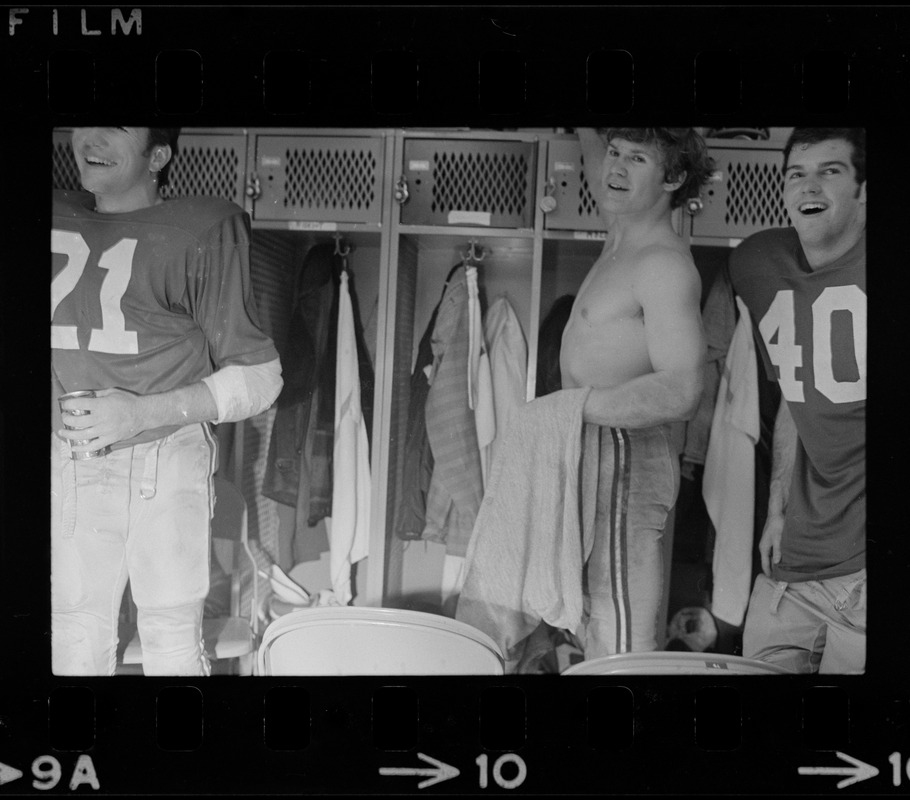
[602,128,715,209]
[145,128,181,188]
[783,128,866,187]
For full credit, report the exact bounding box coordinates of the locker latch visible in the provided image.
[394,174,410,205]
[245,172,262,201]
[539,176,557,214]
[685,196,704,216]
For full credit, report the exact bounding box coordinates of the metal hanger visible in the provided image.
[333,233,351,274]
[462,239,485,265]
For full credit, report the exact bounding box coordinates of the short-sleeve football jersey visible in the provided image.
[52,190,279,447]
[730,227,865,582]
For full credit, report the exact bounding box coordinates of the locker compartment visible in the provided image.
[251,134,384,224]
[541,138,607,233]
[382,233,535,613]
[690,142,789,241]
[399,138,537,229]
[245,229,383,608]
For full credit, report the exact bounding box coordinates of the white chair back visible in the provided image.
[257,607,505,675]
[561,651,791,675]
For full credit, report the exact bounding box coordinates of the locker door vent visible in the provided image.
[283,147,378,212]
[431,151,530,218]
[724,159,789,230]
[401,139,536,228]
[52,139,81,191]
[577,156,599,219]
[162,145,242,202]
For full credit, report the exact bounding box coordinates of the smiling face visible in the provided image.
[600,137,683,218]
[70,127,170,212]
[783,138,866,259]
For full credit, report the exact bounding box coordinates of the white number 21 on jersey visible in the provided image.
[758,286,866,404]
[51,231,139,355]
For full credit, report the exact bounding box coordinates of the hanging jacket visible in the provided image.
[328,270,372,605]
[703,297,760,627]
[466,265,496,487]
[308,259,375,527]
[683,265,737,466]
[262,243,336,511]
[394,264,460,541]
[422,266,484,558]
[484,295,528,473]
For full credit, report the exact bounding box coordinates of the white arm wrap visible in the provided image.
[201,358,283,424]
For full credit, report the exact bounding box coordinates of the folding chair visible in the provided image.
[121,476,259,675]
[257,607,505,675]
[560,651,791,675]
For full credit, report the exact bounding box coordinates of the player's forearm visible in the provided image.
[202,358,283,423]
[134,382,220,430]
[582,369,704,428]
[768,399,797,515]
[140,359,283,428]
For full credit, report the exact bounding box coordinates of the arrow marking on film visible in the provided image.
[0,762,24,787]
[379,752,460,789]
[798,751,879,789]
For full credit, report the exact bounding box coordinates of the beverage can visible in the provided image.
[58,390,111,460]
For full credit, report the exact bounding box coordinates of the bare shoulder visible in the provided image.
[633,242,700,295]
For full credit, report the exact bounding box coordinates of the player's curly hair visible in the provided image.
[601,128,716,210]
[145,128,181,188]
[783,128,865,187]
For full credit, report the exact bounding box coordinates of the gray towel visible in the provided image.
[456,387,595,662]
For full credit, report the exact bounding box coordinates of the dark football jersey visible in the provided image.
[730,227,865,582]
[52,190,278,447]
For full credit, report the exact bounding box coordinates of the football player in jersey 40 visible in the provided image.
[730,128,866,674]
[51,127,283,676]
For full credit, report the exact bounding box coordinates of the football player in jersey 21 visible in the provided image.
[51,127,283,676]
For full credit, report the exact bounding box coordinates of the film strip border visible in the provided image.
[4,4,909,796]
[4,6,907,123]
[4,679,906,794]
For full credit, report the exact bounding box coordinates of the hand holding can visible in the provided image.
[58,390,111,460]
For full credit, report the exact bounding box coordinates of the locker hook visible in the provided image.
[333,233,351,258]
[464,239,485,264]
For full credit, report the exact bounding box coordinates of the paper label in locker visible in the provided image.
[554,161,575,172]
[288,221,338,231]
[448,210,491,227]
[261,156,282,167]
[409,160,431,172]
[573,231,609,240]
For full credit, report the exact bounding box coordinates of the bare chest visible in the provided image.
[570,257,642,327]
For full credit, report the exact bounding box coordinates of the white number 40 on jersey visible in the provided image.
[759,286,866,405]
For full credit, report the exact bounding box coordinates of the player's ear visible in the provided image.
[149,145,172,173]
[663,170,686,193]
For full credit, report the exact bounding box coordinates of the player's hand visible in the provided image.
[758,512,785,577]
[58,388,145,453]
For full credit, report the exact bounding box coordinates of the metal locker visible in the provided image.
[161,133,248,205]
[52,130,81,191]
[542,139,606,232]
[692,144,790,240]
[399,138,536,229]
[251,135,383,224]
